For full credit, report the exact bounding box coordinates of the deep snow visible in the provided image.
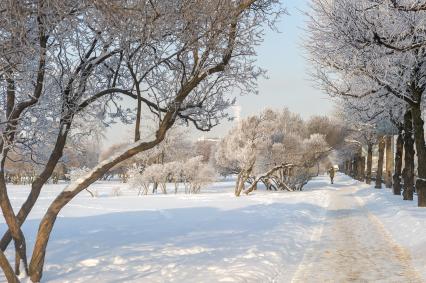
[0,174,425,282]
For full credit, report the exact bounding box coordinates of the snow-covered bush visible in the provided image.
[181,156,216,194]
[142,164,164,194]
[302,134,330,172]
[190,164,217,194]
[127,166,150,196]
[126,156,216,195]
[166,161,184,193]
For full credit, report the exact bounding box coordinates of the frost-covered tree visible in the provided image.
[128,156,215,195]
[216,108,335,196]
[127,166,149,196]
[216,113,269,196]
[182,156,216,194]
[306,0,426,206]
[0,1,283,281]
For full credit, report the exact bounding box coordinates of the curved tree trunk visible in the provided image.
[0,250,19,283]
[375,137,385,189]
[393,132,403,195]
[0,174,29,276]
[235,174,247,197]
[244,164,289,195]
[28,103,180,281]
[0,122,72,252]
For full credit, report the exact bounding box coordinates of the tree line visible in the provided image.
[307,0,426,207]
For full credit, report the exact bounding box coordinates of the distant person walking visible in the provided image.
[328,167,335,184]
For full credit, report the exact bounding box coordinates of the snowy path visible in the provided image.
[1,176,425,282]
[292,177,423,283]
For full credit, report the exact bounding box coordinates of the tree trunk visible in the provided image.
[28,108,179,281]
[385,136,393,188]
[355,147,363,181]
[0,250,19,283]
[403,110,415,201]
[235,173,247,197]
[353,156,358,179]
[360,156,366,182]
[235,172,242,196]
[0,174,29,276]
[152,182,158,194]
[350,159,355,177]
[411,103,426,207]
[366,143,373,185]
[375,137,385,189]
[393,132,403,196]
[0,122,70,252]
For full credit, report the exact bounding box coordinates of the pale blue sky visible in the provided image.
[196,0,334,139]
[104,0,334,147]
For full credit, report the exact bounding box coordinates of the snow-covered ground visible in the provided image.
[1,174,425,282]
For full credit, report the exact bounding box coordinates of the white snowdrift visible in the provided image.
[0,175,425,282]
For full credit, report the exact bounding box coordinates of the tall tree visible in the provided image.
[307,0,426,205]
[0,1,283,281]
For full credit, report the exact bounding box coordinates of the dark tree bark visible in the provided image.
[393,132,404,195]
[0,174,29,276]
[385,136,393,188]
[403,111,415,201]
[366,143,373,184]
[375,137,385,189]
[411,103,426,206]
[0,122,70,252]
[360,156,366,182]
[353,156,358,179]
[355,147,364,181]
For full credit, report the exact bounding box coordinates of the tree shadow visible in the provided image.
[2,201,328,282]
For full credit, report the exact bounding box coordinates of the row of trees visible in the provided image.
[307,0,426,207]
[5,140,101,185]
[0,1,282,281]
[215,108,345,196]
[128,156,216,195]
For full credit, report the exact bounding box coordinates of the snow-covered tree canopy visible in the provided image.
[0,1,284,281]
[216,108,335,196]
[128,155,216,195]
[306,0,426,207]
